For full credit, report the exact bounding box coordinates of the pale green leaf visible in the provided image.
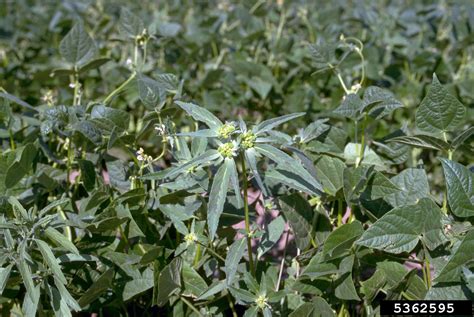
[257,216,285,259]
[175,101,222,130]
[225,238,247,285]
[35,239,67,285]
[208,159,232,240]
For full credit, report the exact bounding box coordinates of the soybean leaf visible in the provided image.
[435,230,474,283]
[323,221,363,260]
[175,101,222,130]
[123,268,154,301]
[335,255,360,300]
[78,159,96,191]
[208,159,232,240]
[289,298,335,317]
[333,94,362,119]
[119,8,145,38]
[137,74,166,110]
[387,135,450,152]
[301,253,339,279]
[155,258,182,307]
[279,193,313,250]
[59,23,95,67]
[182,264,207,298]
[314,155,345,196]
[440,158,474,217]
[452,126,474,149]
[415,74,466,135]
[225,238,247,285]
[362,86,403,119]
[78,269,114,307]
[356,198,445,254]
[91,105,129,130]
[363,171,400,200]
[257,216,285,259]
[6,143,36,188]
[386,168,430,208]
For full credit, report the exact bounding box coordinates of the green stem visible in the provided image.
[335,71,350,95]
[72,70,80,106]
[241,153,255,276]
[337,199,343,227]
[181,297,203,317]
[103,72,137,105]
[196,241,225,263]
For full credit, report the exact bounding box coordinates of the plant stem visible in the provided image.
[181,297,203,317]
[337,199,343,227]
[357,114,368,167]
[276,228,290,291]
[240,153,255,276]
[72,69,80,106]
[103,72,137,105]
[335,71,350,95]
[226,293,238,317]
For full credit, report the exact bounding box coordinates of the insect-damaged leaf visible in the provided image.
[415,73,466,135]
[356,198,445,254]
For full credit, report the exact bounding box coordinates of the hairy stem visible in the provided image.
[103,72,137,105]
[241,153,255,276]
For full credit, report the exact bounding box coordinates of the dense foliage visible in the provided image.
[0,1,473,316]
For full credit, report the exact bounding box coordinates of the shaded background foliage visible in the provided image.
[0,0,473,316]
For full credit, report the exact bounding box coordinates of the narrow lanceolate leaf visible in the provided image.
[0,264,13,294]
[182,265,207,298]
[22,284,40,317]
[207,159,232,240]
[387,135,450,152]
[323,221,363,260]
[18,258,35,302]
[435,230,474,283]
[440,158,474,217]
[225,238,247,285]
[356,198,445,254]
[266,169,320,196]
[44,227,80,255]
[54,277,81,311]
[415,74,466,135]
[166,149,220,179]
[59,23,95,67]
[175,101,222,129]
[257,216,285,259]
[279,194,313,250]
[253,112,305,135]
[245,148,267,196]
[255,144,323,192]
[35,239,67,285]
[227,158,243,208]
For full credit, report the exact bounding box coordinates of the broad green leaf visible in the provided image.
[78,159,96,191]
[308,42,337,69]
[452,126,474,149]
[91,105,130,130]
[6,143,36,188]
[119,8,145,38]
[123,267,154,301]
[360,269,385,303]
[257,216,285,259]
[137,74,166,110]
[78,269,114,307]
[78,57,110,73]
[208,158,232,240]
[301,253,338,280]
[314,155,344,196]
[35,239,67,285]
[362,86,403,119]
[44,227,80,255]
[344,143,385,169]
[0,264,13,294]
[387,135,450,152]
[440,158,474,217]
[415,74,466,135]
[253,112,305,135]
[425,284,471,300]
[333,94,362,118]
[175,101,222,129]
[279,194,313,250]
[335,255,360,300]
[363,171,400,200]
[386,168,430,208]
[356,198,445,254]
[155,258,182,307]
[182,264,207,298]
[343,165,373,204]
[59,23,95,67]
[289,298,335,317]
[435,230,474,283]
[225,238,247,285]
[323,221,363,260]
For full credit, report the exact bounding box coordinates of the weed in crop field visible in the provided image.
[0,1,473,316]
